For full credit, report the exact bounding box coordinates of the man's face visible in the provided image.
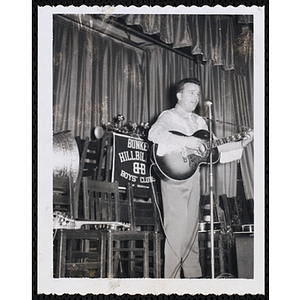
[177,83,201,113]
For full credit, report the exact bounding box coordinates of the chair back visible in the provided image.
[53,176,74,217]
[75,137,101,180]
[82,177,120,222]
[126,184,162,232]
[97,132,113,182]
[73,137,102,217]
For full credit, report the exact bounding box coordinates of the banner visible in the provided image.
[111,132,155,190]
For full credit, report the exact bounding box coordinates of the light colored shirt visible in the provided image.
[148,103,243,162]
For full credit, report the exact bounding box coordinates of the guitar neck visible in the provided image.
[211,131,247,149]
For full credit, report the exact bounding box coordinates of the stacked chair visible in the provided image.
[53,175,74,276]
[53,132,164,278]
[54,179,122,278]
[53,176,74,217]
[104,183,164,278]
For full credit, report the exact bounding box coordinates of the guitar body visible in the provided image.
[151,129,220,182]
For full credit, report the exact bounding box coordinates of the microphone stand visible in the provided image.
[205,100,215,279]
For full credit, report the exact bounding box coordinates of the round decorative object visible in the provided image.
[53,131,79,182]
[94,125,104,139]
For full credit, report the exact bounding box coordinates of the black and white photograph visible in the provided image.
[37,4,265,296]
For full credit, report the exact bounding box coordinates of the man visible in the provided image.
[148,78,253,278]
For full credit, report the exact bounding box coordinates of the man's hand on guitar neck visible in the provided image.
[241,129,254,147]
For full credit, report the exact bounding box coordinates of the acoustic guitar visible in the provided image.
[151,129,249,182]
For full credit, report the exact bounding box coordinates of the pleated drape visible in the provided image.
[198,62,253,199]
[123,14,249,73]
[53,15,148,138]
[146,45,203,123]
[53,14,253,199]
[232,66,254,200]
[125,14,193,49]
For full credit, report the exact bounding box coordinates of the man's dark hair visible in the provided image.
[176,78,201,94]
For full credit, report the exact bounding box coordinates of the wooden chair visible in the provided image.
[73,137,102,218]
[54,133,114,278]
[96,132,113,182]
[53,175,74,277]
[53,176,74,217]
[54,226,106,278]
[104,183,164,278]
[54,179,123,278]
[75,137,101,180]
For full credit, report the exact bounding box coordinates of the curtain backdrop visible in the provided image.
[123,14,252,75]
[53,14,254,199]
[53,15,148,138]
[199,62,254,199]
[146,45,203,123]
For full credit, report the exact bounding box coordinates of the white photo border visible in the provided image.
[37,4,265,295]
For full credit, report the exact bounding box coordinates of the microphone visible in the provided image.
[205,100,213,107]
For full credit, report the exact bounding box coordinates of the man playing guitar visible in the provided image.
[148,78,253,278]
